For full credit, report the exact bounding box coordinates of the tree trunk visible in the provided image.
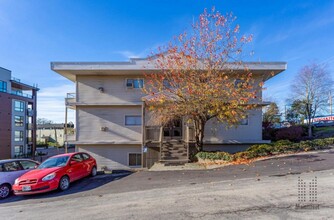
[194,117,206,152]
[308,124,312,138]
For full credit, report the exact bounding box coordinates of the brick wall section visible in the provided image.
[0,92,12,159]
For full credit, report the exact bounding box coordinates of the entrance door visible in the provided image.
[163,119,182,140]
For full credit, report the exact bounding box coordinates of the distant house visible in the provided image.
[0,67,39,159]
[51,58,286,169]
[36,123,75,147]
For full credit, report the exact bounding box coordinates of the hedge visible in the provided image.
[195,137,334,162]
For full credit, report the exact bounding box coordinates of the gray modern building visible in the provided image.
[0,67,39,159]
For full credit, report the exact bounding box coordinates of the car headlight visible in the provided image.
[15,178,20,185]
[42,173,56,182]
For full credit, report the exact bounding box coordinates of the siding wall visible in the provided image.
[0,92,12,159]
[77,106,142,143]
[78,144,141,170]
[204,109,262,142]
[77,75,144,104]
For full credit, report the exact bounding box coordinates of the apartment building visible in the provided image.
[36,123,75,147]
[0,67,39,159]
[51,58,286,169]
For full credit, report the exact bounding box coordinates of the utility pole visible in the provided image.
[329,91,332,115]
[64,106,68,154]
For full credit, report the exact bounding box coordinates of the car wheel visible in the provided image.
[58,176,70,191]
[91,166,97,177]
[0,184,11,199]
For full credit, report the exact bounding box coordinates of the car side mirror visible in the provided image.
[70,160,77,165]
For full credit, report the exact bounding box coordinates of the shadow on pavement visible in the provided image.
[0,171,133,204]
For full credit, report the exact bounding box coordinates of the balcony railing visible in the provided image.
[65,93,76,106]
[11,90,33,99]
[145,126,161,142]
[27,137,33,144]
[145,126,196,143]
[27,123,34,130]
[27,109,34,117]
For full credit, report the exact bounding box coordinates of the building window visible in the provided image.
[14,116,24,126]
[239,116,248,125]
[129,153,141,166]
[14,145,23,157]
[0,80,7,92]
[234,79,248,89]
[14,100,24,112]
[14,131,23,141]
[126,79,144,89]
[125,116,142,126]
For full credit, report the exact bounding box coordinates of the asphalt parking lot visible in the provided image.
[2,149,334,205]
[1,150,334,220]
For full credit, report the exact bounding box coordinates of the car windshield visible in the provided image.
[38,156,69,169]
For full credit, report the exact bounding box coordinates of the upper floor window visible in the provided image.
[234,79,249,89]
[14,131,23,141]
[163,79,172,89]
[14,100,24,112]
[15,116,24,126]
[0,80,7,92]
[239,116,248,125]
[126,79,143,89]
[125,115,142,126]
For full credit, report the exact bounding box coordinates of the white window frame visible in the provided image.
[14,115,24,127]
[125,115,142,126]
[14,100,24,112]
[128,152,142,167]
[125,78,144,89]
[14,131,23,141]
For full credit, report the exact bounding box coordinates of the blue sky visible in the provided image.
[1,0,334,122]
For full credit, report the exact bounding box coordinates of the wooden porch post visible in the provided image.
[159,126,163,161]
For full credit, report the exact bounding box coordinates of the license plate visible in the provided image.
[22,186,31,192]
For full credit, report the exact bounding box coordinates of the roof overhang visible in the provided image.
[51,58,287,82]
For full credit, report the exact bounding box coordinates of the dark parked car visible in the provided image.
[0,159,40,199]
[313,120,334,128]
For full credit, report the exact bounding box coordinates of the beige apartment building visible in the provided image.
[51,58,286,169]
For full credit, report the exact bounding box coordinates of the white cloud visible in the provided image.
[37,84,75,123]
[114,50,146,59]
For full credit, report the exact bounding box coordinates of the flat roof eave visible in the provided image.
[51,60,287,82]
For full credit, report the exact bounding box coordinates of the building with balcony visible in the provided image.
[0,67,39,159]
[51,58,286,169]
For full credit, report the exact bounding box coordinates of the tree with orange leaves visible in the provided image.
[144,8,259,152]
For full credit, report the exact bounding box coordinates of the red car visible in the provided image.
[13,152,97,195]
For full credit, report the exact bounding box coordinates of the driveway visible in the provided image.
[1,150,334,219]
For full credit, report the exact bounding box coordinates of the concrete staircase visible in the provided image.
[160,140,188,165]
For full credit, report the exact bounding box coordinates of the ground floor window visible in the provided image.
[14,145,23,157]
[129,153,142,166]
